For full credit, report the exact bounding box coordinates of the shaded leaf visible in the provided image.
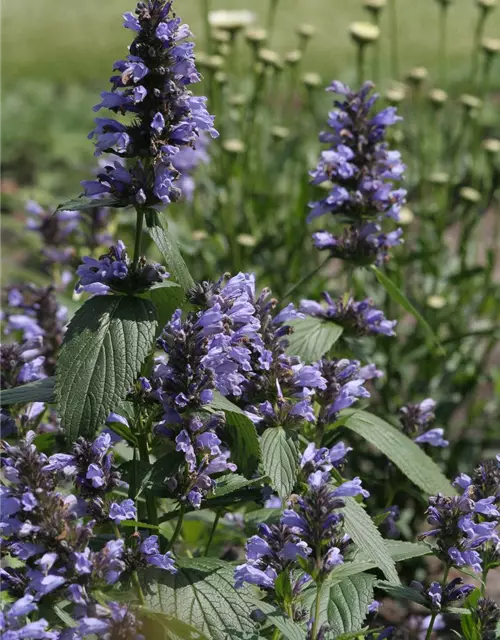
[56,295,157,440]
[341,498,399,584]
[138,607,209,640]
[377,582,427,606]
[371,266,444,354]
[0,377,55,406]
[144,281,185,335]
[144,558,256,640]
[208,392,260,477]
[251,600,305,640]
[327,573,377,634]
[145,209,194,293]
[261,427,298,498]
[286,316,343,363]
[342,410,455,496]
[56,195,121,211]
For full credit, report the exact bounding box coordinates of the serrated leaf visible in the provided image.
[384,540,431,562]
[144,558,256,640]
[377,581,428,606]
[56,195,121,211]
[251,600,305,640]
[56,295,157,440]
[327,573,377,634]
[0,377,55,406]
[341,499,399,584]
[138,607,209,640]
[208,392,260,477]
[211,474,265,498]
[261,427,298,499]
[145,209,194,293]
[326,541,430,586]
[342,410,455,496]
[286,316,343,363]
[144,282,185,335]
[371,266,444,354]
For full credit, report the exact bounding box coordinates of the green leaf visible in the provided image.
[0,377,55,406]
[56,295,157,440]
[244,508,282,532]
[286,316,343,363]
[144,282,185,334]
[211,474,265,498]
[341,498,399,584]
[144,558,256,640]
[342,410,455,496]
[377,582,428,606]
[56,195,121,211]
[371,266,444,354]
[327,573,377,635]
[106,413,137,446]
[208,392,260,477]
[260,427,298,499]
[138,607,210,640]
[327,541,430,585]
[145,209,194,293]
[251,600,305,640]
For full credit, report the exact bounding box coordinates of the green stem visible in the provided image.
[267,0,280,42]
[372,15,381,85]
[132,207,145,271]
[284,255,330,300]
[204,509,222,556]
[438,4,448,86]
[271,629,281,640]
[356,43,366,87]
[389,0,399,79]
[311,582,323,639]
[425,565,450,640]
[132,571,146,606]
[137,431,158,527]
[202,0,211,54]
[470,10,486,86]
[166,504,186,552]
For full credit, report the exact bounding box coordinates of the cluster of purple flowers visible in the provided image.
[421,457,500,572]
[83,0,218,208]
[75,240,168,295]
[2,284,67,376]
[0,431,175,638]
[309,81,405,266]
[399,398,448,448]
[235,440,369,591]
[314,357,381,427]
[301,292,397,337]
[411,578,475,611]
[173,413,237,508]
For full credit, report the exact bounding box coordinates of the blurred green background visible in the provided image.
[2,0,500,85]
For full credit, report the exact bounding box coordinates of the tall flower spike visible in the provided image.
[309,81,405,266]
[83,1,218,209]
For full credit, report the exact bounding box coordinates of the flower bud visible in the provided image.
[285,50,302,65]
[406,66,429,86]
[303,72,322,88]
[297,24,316,39]
[237,234,257,247]
[222,139,246,154]
[429,171,449,185]
[428,88,448,107]
[214,71,227,85]
[204,55,225,71]
[427,295,446,309]
[192,230,208,241]
[245,28,268,47]
[398,206,415,225]
[258,48,283,69]
[211,29,231,44]
[385,85,406,104]
[459,186,481,203]
[271,126,290,140]
[477,0,497,10]
[481,36,500,56]
[229,94,246,107]
[208,10,256,32]
[482,138,500,154]
[460,94,483,111]
[349,21,380,44]
[363,0,387,15]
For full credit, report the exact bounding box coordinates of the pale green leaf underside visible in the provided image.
[286,316,344,363]
[261,427,298,498]
[0,376,55,405]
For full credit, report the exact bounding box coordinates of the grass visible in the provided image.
[2,0,499,88]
